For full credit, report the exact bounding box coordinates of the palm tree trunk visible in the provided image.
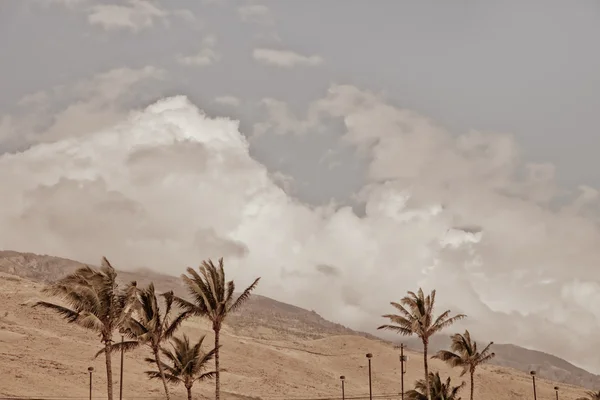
[186,385,193,400]
[423,339,431,400]
[104,341,114,400]
[470,370,474,400]
[214,327,221,400]
[153,345,171,400]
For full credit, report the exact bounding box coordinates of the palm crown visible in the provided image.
[174,258,260,400]
[577,391,600,400]
[146,334,217,400]
[33,257,137,400]
[378,288,466,400]
[433,330,494,400]
[119,283,191,400]
[406,371,465,400]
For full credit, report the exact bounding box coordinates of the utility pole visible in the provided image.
[394,343,408,400]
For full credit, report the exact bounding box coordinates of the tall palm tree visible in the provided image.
[378,288,466,400]
[406,371,465,400]
[147,334,217,400]
[117,283,191,400]
[174,258,260,400]
[577,391,600,400]
[33,257,137,400]
[433,330,495,400]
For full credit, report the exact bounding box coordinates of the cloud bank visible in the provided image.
[2,86,600,372]
[253,48,323,67]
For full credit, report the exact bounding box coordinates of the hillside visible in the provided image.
[0,250,597,399]
[0,251,374,341]
[405,335,600,390]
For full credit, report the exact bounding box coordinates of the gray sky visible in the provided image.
[2,0,600,373]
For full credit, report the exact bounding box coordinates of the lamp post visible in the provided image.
[340,376,345,400]
[530,371,537,400]
[554,386,559,400]
[88,367,94,400]
[366,353,373,400]
[119,334,125,400]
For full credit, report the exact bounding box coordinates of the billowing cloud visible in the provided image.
[2,84,600,374]
[177,35,220,67]
[253,48,324,68]
[0,66,165,152]
[237,4,274,25]
[42,0,195,32]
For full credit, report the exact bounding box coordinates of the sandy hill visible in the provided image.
[0,251,595,400]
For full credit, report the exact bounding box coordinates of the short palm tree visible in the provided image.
[406,371,465,400]
[116,283,191,400]
[174,258,260,400]
[433,330,494,400]
[33,257,137,400]
[577,391,600,400]
[378,288,466,400]
[147,334,217,400]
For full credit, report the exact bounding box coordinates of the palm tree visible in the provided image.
[577,391,600,400]
[33,257,137,400]
[147,334,217,400]
[406,371,465,400]
[433,330,494,400]
[174,258,260,400]
[378,288,466,400]
[117,283,191,400]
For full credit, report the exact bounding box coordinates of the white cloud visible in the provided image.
[253,48,324,67]
[177,35,220,67]
[45,0,196,32]
[213,96,241,107]
[3,85,600,373]
[237,4,274,25]
[87,0,168,32]
[0,66,165,151]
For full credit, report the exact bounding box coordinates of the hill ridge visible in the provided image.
[1,250,599,391]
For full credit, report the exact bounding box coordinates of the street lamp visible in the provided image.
[366,353,373,400]
[554,386,559,400]
[340,376,345,400]
[530,371,537,400]
[88,367,94,400]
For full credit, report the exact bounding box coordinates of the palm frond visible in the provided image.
[377,324,413,336]
[229,277,260,312]
[32,301,80,323]
[93,340,140,359]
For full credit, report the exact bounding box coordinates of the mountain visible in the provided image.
[403,334,600,390]
[0,250,375,341]
[0,250,597,397]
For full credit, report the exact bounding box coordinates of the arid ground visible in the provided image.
[0,252,595,400]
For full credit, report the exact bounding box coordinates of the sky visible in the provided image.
[2,0,600,372]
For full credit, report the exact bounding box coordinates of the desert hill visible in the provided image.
[405,335,600,390]
[0,251,595,400]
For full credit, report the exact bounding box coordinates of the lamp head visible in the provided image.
[530,370,536,376]
[340,375,345,380]
[88,367,94,372]
[366,353,373,359]
[554,386,559,391]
